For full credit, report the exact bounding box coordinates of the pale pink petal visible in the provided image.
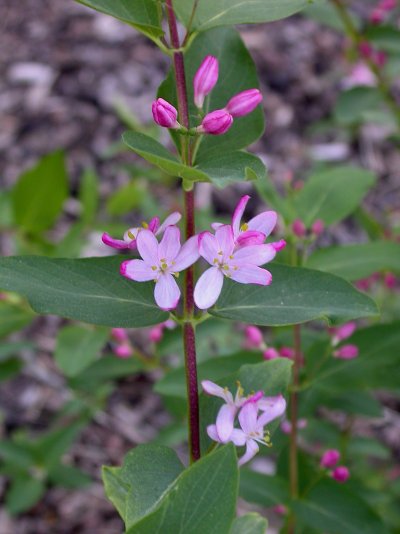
[232,195,250,239]
[257,395,287,428]
[123,227,140,242]
[207,424,223,443]
[120,259,156,281]
[148,217,160,233]
[216,404,236,443]
[154,273,180,310]
[156,212,182,235]
[194,267,224,310]
[248,211,277,237]
[230,265,272,285]
[102,233,130,249]
[236,230,266,247]
[230,428,247,447]
[199,232,220,265]
[238,439,259,466]
[211,222,224,231]
[201,380,233,403]
[215,225,235,258]
[233,244,276,266]
[238,402,258,435]
[158,225,181,262]
[136,229,159,265]
[173,235,200,272]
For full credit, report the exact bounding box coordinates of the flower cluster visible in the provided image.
[369,0,397,25]
[152,55,262,136]
[202,380,286,466]
[320,449,350,483]
[103,195,285,311]
[329,322,359,360]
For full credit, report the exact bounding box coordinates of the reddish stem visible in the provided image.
[165,0,200,462]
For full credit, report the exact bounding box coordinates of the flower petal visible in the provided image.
[216,225,235,258]
[257,395,287,427]
[216,403,236,443]
[236,230,266,247]
[154,273,180,310]
[201,380,233,403]
[211,222,224,231]
[238,402,258,435]
[248,211,277,237]
[102,233,130,250]
[230,265,272,285]
[120,259,156,281]
[233,244,276,266]
[230,428,247,447]
[136,229,159,265]
[238,439,259,466]
[156,212,182,235]
[148,216,160,233]
[158,225,181,262]
[194,267,224,309]
[198,231,219,265]
[232,195,250,239]
[207,424,223,443]
[173,235,200,272]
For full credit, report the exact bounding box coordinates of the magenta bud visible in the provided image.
[359,41,374,59]
[332,322,356,343]
[379,0,396,10]
[384,272,396,289]
[199,109,233,135]
[281,421,292,434]
[271,239,286,252]
[193,55,219,108]
[225,89,262,118]
[263,347,280,360]
[292,219,306,238]
[111,328,128,343]
[370,8,385,24]
[273,505,287,516]
[244,325,263,348]
[297,418,308,429]
[279,346,295,359]
[115,344,133,358]
[332,466,350,483]
[333,344,359,360]
[373,50,387,67]
[152,98,179,128]
[321,449,340,468]
[311,219,324,237]
[149,324,164,343]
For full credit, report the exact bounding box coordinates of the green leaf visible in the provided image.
[304,1,361,32]
[293,166,376,226]
[159,27,264,159]
[334,87,383,125]
[6,476,46,515]
[55,325,109,377]
[102,466,130,519]
[34,421,85,470]
[0,301,35,338]
[0,440,35,470]
[70,355,143,389]
[0,358,23,381]
[79,168,99,226]
[210,264,378,326]
[48,463,92,489]
[197,151,266,188]
[106,181,145,216]
[306,241,400,280]
[0,256,168,328]
[126,445,238,534]
[75,0,163,41]
[365,26,400,54]
[230,513,268,534]
[240,471,289,507]
[12,151,68,234]
[174,0,312,31]
[292,479,389,534]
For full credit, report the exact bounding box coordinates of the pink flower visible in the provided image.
[152,98,180,128]
[311,219,324,237]
[212,195,280,249]
[279,346,295,359]
[114,344,133,358]
[333,344,359,360]
[343,63,376,89]
[198,109,233,135]
[193,55,219,108]
[102,212,181,251]
[224,89,262,117]
[121,226,199,310]
[321,449,340,468]
[292,219,306,238]
[330,322,356,345]
[244,325,264,348]
[111,328,128,343]
[263,347,280,360]
[194,225,276,310]
[332,466,350,483]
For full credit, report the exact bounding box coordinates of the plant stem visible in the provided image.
[331,0,400,129]
[165,0,200,462]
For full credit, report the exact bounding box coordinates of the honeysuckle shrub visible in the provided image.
[0,0,400,532]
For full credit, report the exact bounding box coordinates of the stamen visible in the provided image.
[240,222,249,232]
[218,250,223,255]
[127,231,135,240]
[142,221,149,228]
[229,255,234,260]
[222,264,230,271]
[151,266,157,271]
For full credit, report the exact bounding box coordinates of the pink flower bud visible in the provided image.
[384,272,396,289]
[321,449,340,468]
[298,418,308,429]
[152,98,179,128]
[279,346,295,359]
[281,420,292,434]
[373,50,387,67]
[311,219,324,237]
[225,89,262,118]
[193,55,219,108]
[271,239,286,252]
[115,344,133,358]
[149,324,164,343]
[379,0,396,11]
[331,322,356,344]
[263,347,280,360]
[292,219,306,238]
[199,109,233,135]
[333,344,359,360]
[111,328,128,343]
[370,8,385,24]
[332,466,350,483]
[244,325,263,348]
[273,504,287,516]
[359,41,374,59]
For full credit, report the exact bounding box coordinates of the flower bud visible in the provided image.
[111,328,128,343]
[193,55,219,108]
[279,346,295,359]
[263,347,280,360]
[115,344,133,358]
[271,239,287,252]
[384,272,396,289]
[332,466,350,483]
[281,420,292,434]
[244,325,263,348]
[225,89,262,117]
[152,98,179,128]
[321,449,340,468]
[149,324,164,343]
[333,344,359,360]
[273,505,287,516]
[370,8,385,24]
[311,219,324,237]
[199,109,233,135]
[359,41,374,59]
[379,0,396,10]
[331,322,356,345]
[373,50,387,68]
[292,219,306,238]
